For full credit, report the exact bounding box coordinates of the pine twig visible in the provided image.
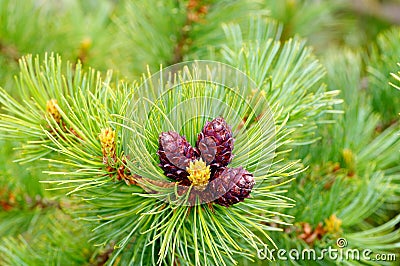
[90,243,114,266]
[0,40,19,62]
[171,0,209,64]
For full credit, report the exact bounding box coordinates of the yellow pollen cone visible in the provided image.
[186,158,211,189]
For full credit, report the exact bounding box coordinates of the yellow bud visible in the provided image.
[342,148,356,174]
[46,99,61,123]
[99,127,116,159]
[186,158,211,189]
[324,214,342,234]
[80,37,92,51]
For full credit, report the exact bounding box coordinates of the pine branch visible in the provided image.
[0,210,95,266]
[1,2,399,265]
[2,54,305,264]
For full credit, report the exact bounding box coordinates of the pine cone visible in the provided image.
[157,131,198,185]
[197,117,234,170]
[210,167,255,207]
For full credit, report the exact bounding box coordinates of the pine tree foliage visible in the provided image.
[250,49,400,266]
[0,0,399,265]
[368,27,400,125]
[0,211,101,266]
[0,21,339,266]
[214,19,342,146]
[0,140,96,266]
[0,0,116,88]
[111,0,268,77]
[263,0,395,52]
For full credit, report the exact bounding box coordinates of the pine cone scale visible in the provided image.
[158,131,197,183]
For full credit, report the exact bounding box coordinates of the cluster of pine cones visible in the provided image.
[157,117,255,207]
